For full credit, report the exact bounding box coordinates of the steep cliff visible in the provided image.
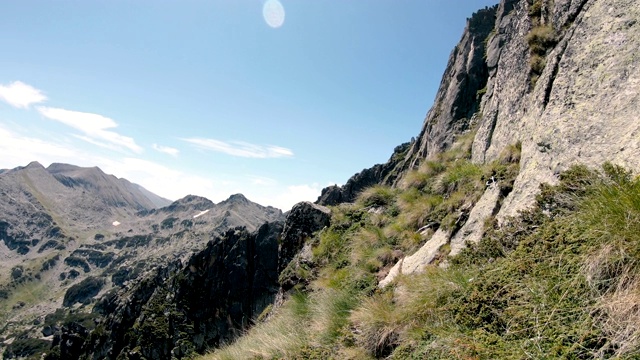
[398,6,498,171]
[400,0,640,198]
[474,0,640,218]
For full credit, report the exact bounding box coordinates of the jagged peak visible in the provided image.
[221,193,249,205]
[162,195,214,213]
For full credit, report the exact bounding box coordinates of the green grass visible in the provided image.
[357,185,398,208]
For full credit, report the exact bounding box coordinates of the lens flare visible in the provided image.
[263,0,285,28]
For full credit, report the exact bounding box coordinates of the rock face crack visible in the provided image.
[541,0,591,108]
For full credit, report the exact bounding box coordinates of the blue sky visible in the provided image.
[0,1,497,210]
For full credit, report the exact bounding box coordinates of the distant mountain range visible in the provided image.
[0,161,284,354]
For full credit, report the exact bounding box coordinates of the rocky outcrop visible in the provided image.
[379,229,450,287]
[449,184,502,256]
[394,6,498,175]
[379,0,640,285]
[278,202,331,274]
[60,222,283,360]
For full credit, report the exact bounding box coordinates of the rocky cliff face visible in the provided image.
[398,6,498,172]
[393,0,640,221]
[474,0,640,218]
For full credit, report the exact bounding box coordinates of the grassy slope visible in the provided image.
[203,137,640,359]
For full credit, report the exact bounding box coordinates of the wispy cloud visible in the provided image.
[37,107,143,153]
[0,81,47,108]
[0,124,77,168]
[152,143,179,157]
[182,138,293,158]
[249,175,277,186]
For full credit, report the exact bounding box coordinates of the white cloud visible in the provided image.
[0,81,47,108]
[183,138,293,158]
[250,175,277,186]
[152,143,179,157]
[37,107,143,153]
[0,125,78,168]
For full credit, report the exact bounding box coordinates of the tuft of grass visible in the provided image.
[527,25,556,55]
[437,161,484,195]
[350,292,401,357]
[526,25,556,86]
[206,292,310,360]
[357,185,397,208]
[396,190,443,231]
[528,0,543,20]
[351,267,473,358]
[400,161,447,190]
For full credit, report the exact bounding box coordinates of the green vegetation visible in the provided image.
[204,160,640,359]
[526,0,557,87]
[62,276,105,307]
[201,144,640,359]
[3,338,51,360]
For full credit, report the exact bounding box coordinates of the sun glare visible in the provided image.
[263,0,285,28]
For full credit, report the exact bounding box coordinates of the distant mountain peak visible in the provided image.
[46,163,81,173]
[224,193,249,204]
[25,161,44,169]
[163,195,214,213]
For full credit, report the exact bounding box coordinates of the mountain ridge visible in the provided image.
[0,162,285,359]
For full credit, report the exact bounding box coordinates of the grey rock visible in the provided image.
[394,6,497,175]
[379,228,450,287]
[278,201,331,275]
[475,0,640,218]
[449,184,502,257]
